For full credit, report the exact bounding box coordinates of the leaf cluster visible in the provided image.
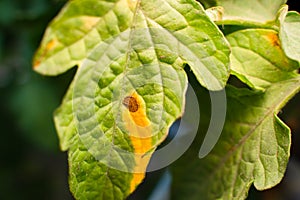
[33,0,300,199]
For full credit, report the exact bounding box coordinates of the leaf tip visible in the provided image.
[33,38,59,71]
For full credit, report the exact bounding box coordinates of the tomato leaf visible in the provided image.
[227,29,299,90]
[34,0,230,199]
[172,75,300,200]
[278,6,300,61]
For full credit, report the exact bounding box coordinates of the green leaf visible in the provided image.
[216,0,286,24]
[68,136,133,200]
[172,75,300,200]
[35,0,231,199]
[279,6,300,62]
[226,29,299,90]
[54,80,77,151]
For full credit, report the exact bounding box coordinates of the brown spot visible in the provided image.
[123,96,139,112]
[33,59,41,69]
[267,33,280,47]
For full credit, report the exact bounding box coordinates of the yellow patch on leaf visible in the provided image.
[129,153,153,192]
[266,33,280,48]
[33,38,58,68]
[122,92,155,192]
[82,16,99,30]
[126,0,139,11]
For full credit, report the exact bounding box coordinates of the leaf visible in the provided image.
[68,135,134,199]
[172,75,300,200]
[226,29,299,90]
[55,77,136,199]
[33,0,133,75]
[216,0,286,24]
[278,6,300,62]
[54,80,77,151]
[32,0,230,90]
[35,0,231,199]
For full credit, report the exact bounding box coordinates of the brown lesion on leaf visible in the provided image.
[266,33,281,48]
[33,58,41,68]
[33,38,58,69]
[122,92,150,127]
[121,91,153,192]
[123,96,139,112]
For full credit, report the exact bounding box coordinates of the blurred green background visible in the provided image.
[0,0,299,200]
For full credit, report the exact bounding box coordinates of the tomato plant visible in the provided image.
[34,0,300,199]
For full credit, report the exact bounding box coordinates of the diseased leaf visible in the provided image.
[33,0,230,90]
[33,0,134,75]
[34,0,231,199]
[278,6,300,61]
[172,75,300,200]
[227,29,299,90]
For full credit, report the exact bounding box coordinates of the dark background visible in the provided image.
[0,0,299,199]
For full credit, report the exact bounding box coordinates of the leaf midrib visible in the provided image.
[100,0,143,198]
